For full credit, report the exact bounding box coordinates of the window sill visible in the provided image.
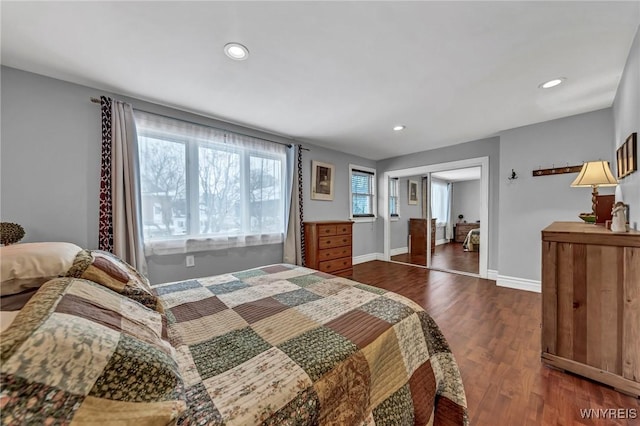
[144,233,283,256]
[350,217,377,224]
[390,217,400,222]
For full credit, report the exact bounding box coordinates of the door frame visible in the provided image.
[381,156,489,278]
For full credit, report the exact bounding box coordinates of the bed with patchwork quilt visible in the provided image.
[1,243,467,425]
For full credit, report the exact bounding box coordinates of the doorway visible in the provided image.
[382,157,489,278]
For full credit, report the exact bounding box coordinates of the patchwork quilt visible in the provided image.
[463,229,480,252]
[159,264,468,425]
[0,264,468,425]
[1,277,185,425]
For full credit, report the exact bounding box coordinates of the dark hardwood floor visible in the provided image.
[352,260,640,426]
[391,242,479,274]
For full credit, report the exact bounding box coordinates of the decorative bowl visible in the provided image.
[578,213,596,223]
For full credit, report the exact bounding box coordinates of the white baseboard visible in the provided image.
[487,269,498,281]
[352,253,384,265]
[497,274,541,293]
[436,239,448,246]
[390,247,408,256]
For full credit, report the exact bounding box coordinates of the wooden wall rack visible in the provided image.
[532,165,582,177]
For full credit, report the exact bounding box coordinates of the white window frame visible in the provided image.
[349,164,377,223]
[389,177,400,221]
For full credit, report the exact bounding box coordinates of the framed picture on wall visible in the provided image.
[311,160,335,200]
[408,180,418,205]
[627,132,636,175]
[617,132,637,179]
[617,146,624,179]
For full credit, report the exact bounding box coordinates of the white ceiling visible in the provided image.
[2,1,639,160]
[432,167,481,182]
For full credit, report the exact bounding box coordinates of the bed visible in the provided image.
[1,243,468,425]
[462,228,480,252]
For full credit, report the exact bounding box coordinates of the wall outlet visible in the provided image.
[185,255,195,267]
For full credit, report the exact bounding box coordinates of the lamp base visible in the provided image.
[590,185,599,215]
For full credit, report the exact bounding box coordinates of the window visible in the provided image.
[389,178,399,218]
[135,111,286,254]
[350,165,376,219]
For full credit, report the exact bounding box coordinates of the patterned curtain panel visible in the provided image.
[99,96,148,275]
[298,145,305,264]
[99,96,114,252]
[283,144,305,265]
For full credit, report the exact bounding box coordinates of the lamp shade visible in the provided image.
[571,161,618,187]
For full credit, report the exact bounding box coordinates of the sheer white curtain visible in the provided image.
[134,111,287,256]
[431,179,452,240]
[111,101,147,274]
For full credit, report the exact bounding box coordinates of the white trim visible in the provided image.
[436,239,448,246]
[382,156,490,278]
[352,253,382,265]
[351,217,376,223]
[496,274,541,293]
[390,247,408,256]
[487,269,499,281]
[349,164,377,220]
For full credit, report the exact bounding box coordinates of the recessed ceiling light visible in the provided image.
[539,78,566,89]
[224,43,249,61]
[393,125,406,131]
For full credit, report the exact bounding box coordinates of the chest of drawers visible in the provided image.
[454,223,479,243]
[541,222,640,396]
[304,220,353,277]
[409,218,436,255]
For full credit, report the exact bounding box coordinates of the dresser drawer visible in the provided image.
[317,225,337,236]
[318,246,352,262]
[336,223,352,235]
[319,235,352,249]
[318,257,352,274]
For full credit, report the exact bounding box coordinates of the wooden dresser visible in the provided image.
[409,218,436,255]
[454,222,479,243]
[541,222,640,396]
[304,220,353,277]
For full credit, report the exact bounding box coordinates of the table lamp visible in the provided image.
[570,160,618,215]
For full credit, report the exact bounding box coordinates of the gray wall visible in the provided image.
[4,62,635,286]
[1,67,102,249]
[377,136,500,271]
[1,67,374,283]
[613,26,639,230]
[299,144,377,258]
[452,180,481,223]
[498,108,615,281]
[390,176,422,250]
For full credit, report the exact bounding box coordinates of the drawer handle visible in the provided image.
[325,229,331,233]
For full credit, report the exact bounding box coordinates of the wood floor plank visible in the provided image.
[352,260,640,426]
[391,241,479,274]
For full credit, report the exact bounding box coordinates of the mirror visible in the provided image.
[429,168,481,274]
[387,166,482,276]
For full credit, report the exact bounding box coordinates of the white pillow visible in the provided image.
[0,242,82,296]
